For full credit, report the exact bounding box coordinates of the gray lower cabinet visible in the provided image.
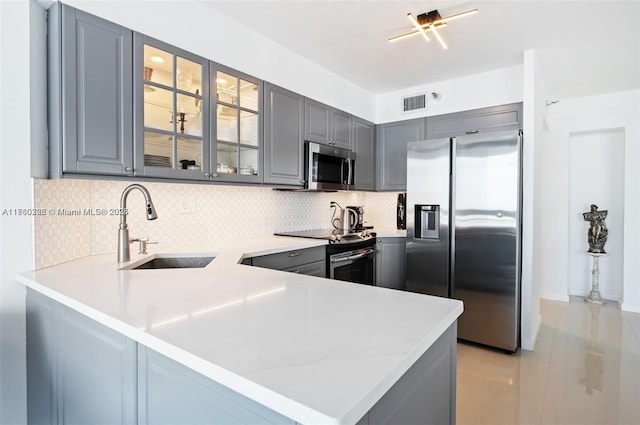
[249,246,326,277]
[49,3,133,177]
[138,347,294,425]
[353,117,375,191]
[27,290,136,425]
[363,325,457,425]
[263,83,305,186]
[375,237,406,290]
[376,118,424,191]
[27,289,457,425]
[426,102,523,139]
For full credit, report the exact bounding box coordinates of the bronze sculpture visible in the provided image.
[583,204,608,254]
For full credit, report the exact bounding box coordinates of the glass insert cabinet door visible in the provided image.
[212,64,262,182]
[134,35,210,179]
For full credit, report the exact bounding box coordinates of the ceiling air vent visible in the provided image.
[402,94,426,113]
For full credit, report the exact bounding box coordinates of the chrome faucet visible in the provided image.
[118,184,158,263]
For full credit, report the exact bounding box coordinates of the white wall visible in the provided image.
[0,0,41,422]
[542,90,640,312]
[375,65,524,124]
[520,50,546,350]
[567,129,625,301]
[62,0,376,122]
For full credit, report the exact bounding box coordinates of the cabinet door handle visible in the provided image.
[204,173,210,177]
[288,252,300,257]
[465,130,479,134]
[125,167,133,172]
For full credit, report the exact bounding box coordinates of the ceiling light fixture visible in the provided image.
[150,55,165,63]
[389,8,478,48]
[430,24,448,50]
[407,13,430,42]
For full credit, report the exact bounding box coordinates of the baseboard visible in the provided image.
[621,303,640,313]
[521,312,541,351]
[539,292,570,303]
[568,290,621,304]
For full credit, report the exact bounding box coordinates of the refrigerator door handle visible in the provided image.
[449,137,456,298]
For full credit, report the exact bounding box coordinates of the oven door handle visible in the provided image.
[330,248,375,263]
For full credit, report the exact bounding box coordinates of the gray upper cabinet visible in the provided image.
[376,118,424,191]
[133,34,210,181]
[210,63,263,183]
[426,102,523,139]
[331,108,353,150]
[49,3,133,177]
[263,83,305,186]
[304,98,331,145]
[353,116,375,191]
[304,98,353,150]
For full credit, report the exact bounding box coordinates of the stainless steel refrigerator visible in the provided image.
[406,130,522,352]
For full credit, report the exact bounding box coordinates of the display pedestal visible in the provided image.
[585,252,606,305]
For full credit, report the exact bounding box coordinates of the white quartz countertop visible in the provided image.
[18,235,461,425]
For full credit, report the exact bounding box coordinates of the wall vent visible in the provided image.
[402,94,426,112]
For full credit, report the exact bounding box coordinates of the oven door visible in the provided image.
[329,247,376,285]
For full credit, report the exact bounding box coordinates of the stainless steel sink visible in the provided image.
[124,255,215,270]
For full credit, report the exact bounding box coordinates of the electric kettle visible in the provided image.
[342,207,357,232]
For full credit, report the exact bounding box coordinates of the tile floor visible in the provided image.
[456,298,640,425]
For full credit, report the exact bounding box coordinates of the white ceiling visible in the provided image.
[202,0,640,99]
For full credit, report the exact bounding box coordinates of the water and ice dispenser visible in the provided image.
[415,205,440,240]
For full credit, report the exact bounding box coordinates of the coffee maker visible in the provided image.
[346,206,365,231]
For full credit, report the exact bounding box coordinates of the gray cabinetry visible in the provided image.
[27,290,136,425]
[305,98,353,150]
[331,108,354,150]
[133,34,210,181]
[138,346,294,425]
[210,63,263,183]
[426,103,523,139]
[376,118,424,191]
[27,288,457,425]
[250,246,326,277]
[49,3,133,177]
[304,98,331,145]
[263,83,305,186]
[364,325,457,425]
[353,117,375,191]
[375,237,406,290]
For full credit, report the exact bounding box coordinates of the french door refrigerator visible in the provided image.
[406,130,522,352]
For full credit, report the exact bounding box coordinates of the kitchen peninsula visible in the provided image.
[19,236,462,425]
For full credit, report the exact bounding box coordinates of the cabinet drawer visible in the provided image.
[283,260,326,277]
[251,246,325,270]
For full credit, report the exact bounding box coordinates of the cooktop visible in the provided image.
[274,228,375,243]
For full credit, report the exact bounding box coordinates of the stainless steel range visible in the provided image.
[274,229,376,285]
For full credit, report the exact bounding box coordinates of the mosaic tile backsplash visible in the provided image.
[34,179,400,269]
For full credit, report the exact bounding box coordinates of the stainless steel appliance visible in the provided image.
[327,238,376,285]
[274,229,376,285]
[346,206,365,231]
[342,206,365,232]
[304,142,355,191]
[406,130,522,352]
[342,207,357,232]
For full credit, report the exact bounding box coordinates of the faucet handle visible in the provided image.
[131,237,158,255]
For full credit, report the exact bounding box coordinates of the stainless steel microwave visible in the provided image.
[304,142,355,191]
